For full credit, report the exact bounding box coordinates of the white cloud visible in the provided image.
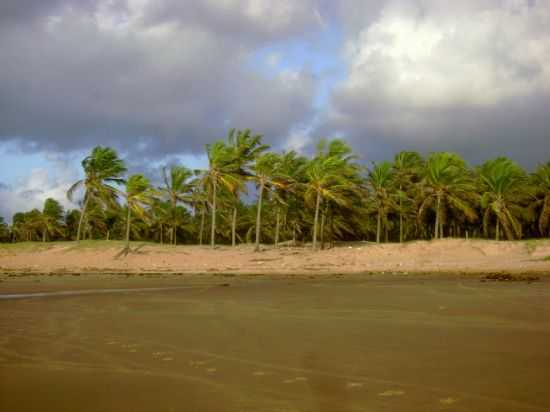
[342,0,550,108]
[0,165,77,222]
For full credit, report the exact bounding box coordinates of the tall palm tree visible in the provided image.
[251,152,289,252]
[479,157,526,240]
[67,146,126,243]
[368,161,396,243]
[159,166,193,245]
[271,151,306,247]
[393,151,424,242]
[227,129,268,247]
[530,162,550,237]
[303,139,360,250]
[202,141,241,248]
[124,174,155,249]
[418,153,478,239]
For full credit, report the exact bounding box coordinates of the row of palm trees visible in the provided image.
[4,130,550,248]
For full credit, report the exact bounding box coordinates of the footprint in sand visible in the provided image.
[283,377,308,384]
[379,390,405,397]
[346,382,364,389]
[440,397,458,405]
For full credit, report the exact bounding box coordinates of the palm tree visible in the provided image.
[67,146,126,243]
[368,161,396,243]
[271,151,306,247]
[159,166,193,245]
[303,139,360,249]
[0,217,9,242]
[38,198,65,242]
[393,151,424,242]
[251,152,289,252]
[227,129,268,247]
[419,153,478,239]
[530,162,550,237]
[124,174,155,249]
[479,157,526,240]
[202,141,241,248]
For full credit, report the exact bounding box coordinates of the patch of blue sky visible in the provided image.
[248,24,347,110]
[0,142,59,186]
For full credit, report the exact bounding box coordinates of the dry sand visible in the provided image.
[0,238,549,276]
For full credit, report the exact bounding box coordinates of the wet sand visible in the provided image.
[1,275,550,411]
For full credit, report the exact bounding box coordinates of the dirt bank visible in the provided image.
[0,239,549,276]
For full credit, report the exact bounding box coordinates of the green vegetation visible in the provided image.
[1,130,549,250]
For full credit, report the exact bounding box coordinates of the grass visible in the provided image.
[0,240,157,252]
[544,256,550,262]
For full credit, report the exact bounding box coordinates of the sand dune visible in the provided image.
[1,239,549,276]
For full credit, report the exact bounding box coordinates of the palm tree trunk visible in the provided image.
[231,207,237,247]
[376,209,381,243]
[254,182,264,252]
[160,224,163,245]
[399,185,403,243]
[275,209,280,248]
[199,207,205,246]
[106,230,110,241]
[320,211,326,250]
[125,205,131,249]
[496,218,500,241]
[434,194,441,240]
[312,190,321,250]
[210,180,217,249]
[76,196,90,243]
[330,211,335,249]
[42,229,46,243]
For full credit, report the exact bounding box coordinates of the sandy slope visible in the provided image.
[0,239,549,275]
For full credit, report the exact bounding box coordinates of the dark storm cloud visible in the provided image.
[0,0,319,160]
[1,0,549,169]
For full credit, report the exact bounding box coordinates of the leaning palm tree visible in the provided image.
[368,161,396,243]
[419,152,478,239]
[529,162,550,237]
[303,139,360,249]
[67,146,127,243]
[201,141,241,248]
[159,166,194,245]
[124,174,156,250]
[393,151,424,242]
[479,157,526,240]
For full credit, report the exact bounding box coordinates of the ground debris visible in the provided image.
[481,273,540,282]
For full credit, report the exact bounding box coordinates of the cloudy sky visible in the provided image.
[1,0,549,219]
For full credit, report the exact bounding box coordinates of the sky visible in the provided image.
[1,0,550,220]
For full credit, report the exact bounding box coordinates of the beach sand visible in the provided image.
[1,276,550,411]
[0,238,549,276]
